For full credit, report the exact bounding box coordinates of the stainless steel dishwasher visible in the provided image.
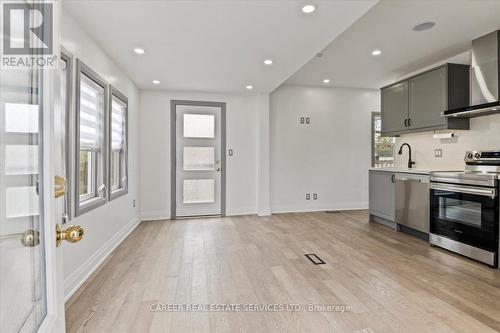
[395,173,430,234]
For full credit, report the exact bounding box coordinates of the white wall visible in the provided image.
[61,11,141,299]
[139,91,259,219]
[270,85,380,213]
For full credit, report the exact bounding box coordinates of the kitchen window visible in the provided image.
[109,88,128,200]
[75,60,108,216]
[371,112,395,167]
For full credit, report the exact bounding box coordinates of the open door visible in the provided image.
[0,1,78,332]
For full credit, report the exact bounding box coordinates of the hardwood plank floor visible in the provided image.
[65,211,500,333]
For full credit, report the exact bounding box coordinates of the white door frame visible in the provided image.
[170,100,226,219]
[41,1,66,331]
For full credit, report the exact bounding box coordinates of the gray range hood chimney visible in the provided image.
[443,30,500,118]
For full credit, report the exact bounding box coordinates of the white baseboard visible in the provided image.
[64,216,141,302]
[141,210,171,221]
[141,208,256,220]
[271,203,368,214]
[226,206,257,216]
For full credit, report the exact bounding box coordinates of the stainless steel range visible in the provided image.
[430,151,500,267]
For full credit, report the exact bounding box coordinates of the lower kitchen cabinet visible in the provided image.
[369,170,395,226]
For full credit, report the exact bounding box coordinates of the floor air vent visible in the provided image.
[305,254,326,265]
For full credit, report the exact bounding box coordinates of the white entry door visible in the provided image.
[0,1,67,332]
[175,103,225,217]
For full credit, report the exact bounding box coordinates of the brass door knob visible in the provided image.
[21,229,40,247]
[55,176,67,198]
[56,224,84,247]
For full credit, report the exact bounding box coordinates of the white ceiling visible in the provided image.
[286,0,500,90]
[62,0,377,93]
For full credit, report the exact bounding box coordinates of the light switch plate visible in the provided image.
[228,149,233,156]
[306,117,310,124]
[306,193,311,200]
[434,149,443,158]
[300,117,305,124]
[313,193,318,200]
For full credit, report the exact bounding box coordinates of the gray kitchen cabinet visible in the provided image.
[409,67,446,129]
[381,63,470,136]
[381,82,408,134]
[369,170,395,226]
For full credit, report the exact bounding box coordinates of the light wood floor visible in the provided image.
[66,211,500,333]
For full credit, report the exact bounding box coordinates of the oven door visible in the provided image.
[430,183,499,252]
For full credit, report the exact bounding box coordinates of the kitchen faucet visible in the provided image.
[398,143,416,169]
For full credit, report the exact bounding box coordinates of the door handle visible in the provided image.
[0,229,40,247]
[54,176,67,198]
[56,224,84,247]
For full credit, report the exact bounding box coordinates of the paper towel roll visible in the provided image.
[433,132,454,139]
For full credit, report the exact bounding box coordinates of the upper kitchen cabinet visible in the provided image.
[381,81,408,134]
[381,63,470,136]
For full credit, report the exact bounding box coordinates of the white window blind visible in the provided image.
[111,97,126,150]
[80,75,103,149]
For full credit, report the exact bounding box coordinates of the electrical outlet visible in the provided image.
[434,149,443,158]
[228,149,233,156]
[313,193,318,200]
[300,117,305,124]
[306,117,310,124]
[133,199,136,208]
[306,193,311,200]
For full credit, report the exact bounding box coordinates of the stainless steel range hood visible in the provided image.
[443,31,500,118]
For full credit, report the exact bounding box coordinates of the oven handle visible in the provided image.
[430,183,497,198]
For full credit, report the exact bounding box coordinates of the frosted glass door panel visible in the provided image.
[5,103,39,133]
[6,186,40,218]
[5,145,39,175]
[183,114,215,138]
[183,179,215,204]
[183,147,215,171]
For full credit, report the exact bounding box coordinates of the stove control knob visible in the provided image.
[474,152,481,159]
[467,153,473,159]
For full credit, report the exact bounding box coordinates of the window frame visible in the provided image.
[61,48,73,223]
[108,86,128,200]
[74,60,109,216]
[371,111,395,168]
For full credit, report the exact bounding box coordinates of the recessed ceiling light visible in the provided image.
[323,79,330,84]
[246,85,253,90]
[264,59,273,66]
[152,80,160,84]
[371,49,382,56]
[134,48,145,55]
[302,4,316,14]
[413,21,436,32]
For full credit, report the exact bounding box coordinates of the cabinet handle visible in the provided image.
[404,119,408,127]
[391,175,395,183]
[408,118,411,127]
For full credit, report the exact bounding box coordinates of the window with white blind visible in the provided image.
[75,60,108,216]
[109,88,128,199]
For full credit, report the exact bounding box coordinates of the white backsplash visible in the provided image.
[394,113,500,170]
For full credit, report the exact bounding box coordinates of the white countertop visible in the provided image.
[369,167,463,175]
